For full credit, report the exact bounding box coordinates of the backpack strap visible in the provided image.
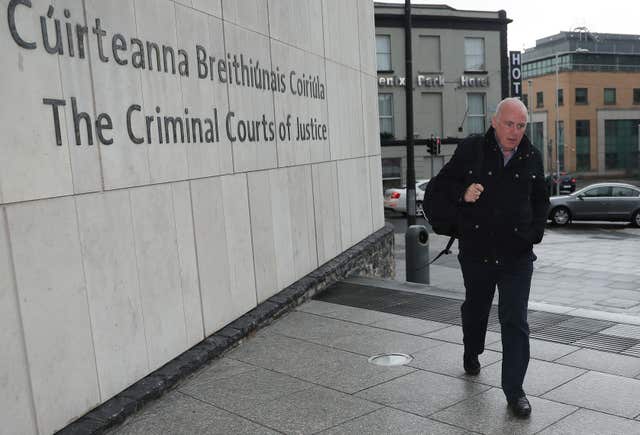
[429,236,455,264]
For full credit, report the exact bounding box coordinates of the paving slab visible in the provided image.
[431,388,576,435]
[182,358,258,384]
[595,298,640,309]
[542,371,640,418]
[112,391,279,435]
[537,408,640,434]
[600,323,640,339]
[235,385,381,434]
[318,407,469,435]
[423,325,501,346]
[178,366,313,412]
[355,370,489,417]
[267,310,443,356]
[555,348,640,377]
[409,341,502,378]
[487,338,579,362]
[296,300,397,325]
[227,332,415,394]
[473,358,585,396]
[369,315,450,335]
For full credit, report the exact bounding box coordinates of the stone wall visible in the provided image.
[0,1,383,433]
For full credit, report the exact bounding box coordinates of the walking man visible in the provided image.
[436,97,549,417]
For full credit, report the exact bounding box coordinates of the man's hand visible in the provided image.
[464,183,484,203]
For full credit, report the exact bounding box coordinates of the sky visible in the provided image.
[380,0,640,52]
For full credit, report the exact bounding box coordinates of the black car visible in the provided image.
[546,172,576,195]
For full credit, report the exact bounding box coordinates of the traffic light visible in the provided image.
[427,138,435,155]
[436,137,441,155]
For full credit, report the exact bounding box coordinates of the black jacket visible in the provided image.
[438,127,550,263]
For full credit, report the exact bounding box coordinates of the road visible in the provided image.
[387,211,640,319]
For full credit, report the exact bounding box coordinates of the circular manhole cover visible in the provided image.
[368,353,413,366]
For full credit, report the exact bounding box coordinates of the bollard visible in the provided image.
[405,225,429,284]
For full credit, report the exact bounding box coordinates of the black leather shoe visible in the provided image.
[463,353,480,375]
[508,396,532,418]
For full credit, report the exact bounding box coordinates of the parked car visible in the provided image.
[545,172,577,194]
[548,182,640,227]
[383,179,429,214]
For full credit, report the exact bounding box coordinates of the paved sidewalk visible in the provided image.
[110,279,640,434]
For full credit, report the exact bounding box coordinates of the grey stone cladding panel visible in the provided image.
[268,0,324,57]
[0,208,38,435]
[6,198,100,434]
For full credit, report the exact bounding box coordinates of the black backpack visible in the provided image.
[423,142,484,262]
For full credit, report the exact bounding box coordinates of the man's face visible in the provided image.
[491,102,527,151]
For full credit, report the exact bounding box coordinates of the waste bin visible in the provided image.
[405,225,429,284]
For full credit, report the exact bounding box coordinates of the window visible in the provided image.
[576,120,590,171]
[530,122,544,155]
[381,158,401,180]
[604,88,616,105]
[467,94,485,134]
[604,119,640,170]
[583,186,611,197]
[464,38,485,71]
[557,89,564,106]
[376,35,391,71]
[633,88,640,105]
[536,91,543,108]
[378,93,394,136]
[575,88,588,104]
[611,187,639,197]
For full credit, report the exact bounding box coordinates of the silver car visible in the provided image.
[548,182,640,227]
[383,179,429,214]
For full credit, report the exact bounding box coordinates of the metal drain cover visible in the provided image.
[368,353,413,366]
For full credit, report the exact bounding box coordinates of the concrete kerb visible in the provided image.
[56,225,394,435]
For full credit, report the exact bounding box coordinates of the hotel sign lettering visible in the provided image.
[378,74,444,88]
[378,74,489,88]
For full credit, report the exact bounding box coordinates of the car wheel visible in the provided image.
[632,210,640,228]
[551,206,571,225]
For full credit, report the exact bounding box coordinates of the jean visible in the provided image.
[459,252,534,401]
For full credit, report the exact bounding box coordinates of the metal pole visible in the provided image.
[555,53,560,196]
[527,79,533,147]
[430,133,435,180]
[404,0,416,226]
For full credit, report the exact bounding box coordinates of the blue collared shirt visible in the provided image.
[495,132,518,166]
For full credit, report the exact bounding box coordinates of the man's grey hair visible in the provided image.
[494,97,529,122]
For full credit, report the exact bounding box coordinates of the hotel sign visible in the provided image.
[378,74,489,88]
[459,75,489,87]
[509,51,522,97]
[378,74,444,87]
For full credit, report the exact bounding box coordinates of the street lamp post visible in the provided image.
[527,79,533,142]
[555,53,561,196]
[404,0,416,226]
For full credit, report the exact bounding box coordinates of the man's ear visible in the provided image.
[491,116,497,129]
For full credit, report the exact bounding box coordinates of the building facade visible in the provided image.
[523,31,640,176]
[375,3,510,187]
[0,1,383,433]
